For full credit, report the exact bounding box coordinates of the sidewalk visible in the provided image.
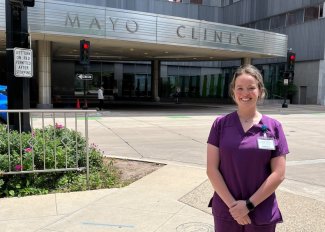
[1,163,324,232]
[0,165,212,232]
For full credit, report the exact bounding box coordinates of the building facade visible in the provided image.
[1,0,323,106]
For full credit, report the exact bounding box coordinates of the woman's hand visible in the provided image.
[229,200,249,220]
[235,214,252,225]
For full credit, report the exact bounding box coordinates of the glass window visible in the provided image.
[304,6,320,22]
[122,73,134,97]
[255,18,270,30]
[270,14,286,29]
[101,63,115,95]
[223,0,230,7]
[247,22,256,29]
[168,0,182,2]
[286,9,304,26]
[122,64,151,98]
[136,74,150,97]
[190,0,203,4]
[240,23,254,28]
[320,3,324,18]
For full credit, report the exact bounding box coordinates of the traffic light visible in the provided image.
[80,40,90,65]
[287,51,296,72]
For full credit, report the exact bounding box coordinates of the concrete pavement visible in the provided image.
[1,103,325,231]
[0,165,212,232]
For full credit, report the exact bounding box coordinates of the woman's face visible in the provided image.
[233,73,261,108]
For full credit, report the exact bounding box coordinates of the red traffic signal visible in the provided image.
[83,43,89,50]
[287,51,295,71]
[80,40,90,65]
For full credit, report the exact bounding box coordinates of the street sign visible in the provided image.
[14,47,33,78]
[284,78,289,85]
[76,73,93,80]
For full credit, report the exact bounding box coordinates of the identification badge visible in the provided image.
[257,137,275,150]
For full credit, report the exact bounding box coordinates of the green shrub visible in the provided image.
[0,124,119,197]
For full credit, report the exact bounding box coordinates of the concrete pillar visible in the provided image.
[37,40,53,108]
[151,60,160,102]
[241,57,252,65]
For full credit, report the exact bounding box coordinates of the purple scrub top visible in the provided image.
[207,111,289,226]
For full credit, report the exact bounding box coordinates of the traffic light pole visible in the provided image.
[79,40,90,109]
[5,0,32,132]
[282,50,296,108]
[82,65,88,109]
[282,81,288,108]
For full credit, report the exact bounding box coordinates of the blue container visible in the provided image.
[0,85,8,121]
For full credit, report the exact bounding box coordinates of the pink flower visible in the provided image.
[15,165,23,171]
[24,147,32,153]
[55,123,64,129]
[90,143,98,148]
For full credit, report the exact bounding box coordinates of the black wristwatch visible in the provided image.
[246,199,255,212]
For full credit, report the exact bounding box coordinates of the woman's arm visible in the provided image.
[206,144,236,208]
[229,155,286,219]
[249,155,286,206]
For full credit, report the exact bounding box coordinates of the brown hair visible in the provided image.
[229,64,267,101]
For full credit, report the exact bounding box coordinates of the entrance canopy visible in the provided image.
[0,0,287,61]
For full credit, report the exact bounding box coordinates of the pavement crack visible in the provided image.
[95,120,144,158]
[130,117,205,145]
[152,205,187,232]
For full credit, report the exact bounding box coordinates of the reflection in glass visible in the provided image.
[286,9,304,26]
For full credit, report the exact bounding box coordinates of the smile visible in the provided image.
[240,98,251,102]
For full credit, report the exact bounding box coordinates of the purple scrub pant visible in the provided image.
[214,219,276,232]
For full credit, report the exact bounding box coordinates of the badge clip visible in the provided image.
[258,125,275,150]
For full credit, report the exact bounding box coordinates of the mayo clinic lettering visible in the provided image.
[66,14,243,46]
[60,8,284,55]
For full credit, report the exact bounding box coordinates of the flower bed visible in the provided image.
[0,124,119,197]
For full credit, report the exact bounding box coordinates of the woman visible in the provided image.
[207,64,289,232]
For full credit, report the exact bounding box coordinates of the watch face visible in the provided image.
[246,200,255,211]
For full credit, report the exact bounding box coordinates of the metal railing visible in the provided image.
[0,109,96,187]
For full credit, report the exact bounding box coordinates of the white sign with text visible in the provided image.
[14,48,33,78]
